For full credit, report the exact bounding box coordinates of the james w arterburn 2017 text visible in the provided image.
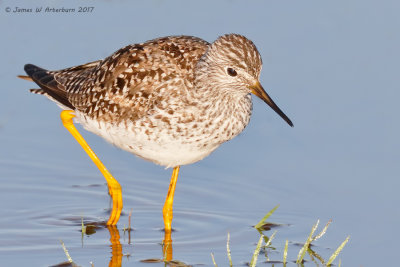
[11,6,94,13]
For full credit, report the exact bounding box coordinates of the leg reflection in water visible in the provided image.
[107,225,175,265]
[162,230,173,261]
[108,226,122,267]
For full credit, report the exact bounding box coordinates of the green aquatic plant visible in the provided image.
[296,219,349,266]
[296,219,322,263]
[211,252,218,267]
[283,239,288,264]
[249,234,264,267]
[327,236,350,266]
[254,204,279,230]
[263,230,277,261]
[60,240,79,267]
[227,232,233,267]
[81,217,86,236]
[211,206,349,266]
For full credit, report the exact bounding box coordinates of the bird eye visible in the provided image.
[227,68,237,77]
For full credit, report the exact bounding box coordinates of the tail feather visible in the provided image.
[21,60,102,110]
[30,88,45,95]
[23,64,75,109]
[29,88,72,109]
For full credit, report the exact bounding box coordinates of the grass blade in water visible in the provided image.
[227,232,232,267]
[327,236,350,265]
[312,219,332,241]
[250,235,264,267]
[296,219,319,264]
[211,253,218,267]
[60,240,74,264]
[283,239,288,264]
[254,204,279,230]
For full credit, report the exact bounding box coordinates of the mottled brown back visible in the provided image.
[25,36,209,122]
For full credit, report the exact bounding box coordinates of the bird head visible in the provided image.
[197,33,293,127]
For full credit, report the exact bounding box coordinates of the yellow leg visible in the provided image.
[162,166,180,232]
[60,110,123,225]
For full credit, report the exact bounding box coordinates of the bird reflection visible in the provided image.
[162,230,173,261]
[106,226,175,266]
[108,226,123,267]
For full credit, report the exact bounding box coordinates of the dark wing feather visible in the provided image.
[23,60,102,109]
[24,64,74,109]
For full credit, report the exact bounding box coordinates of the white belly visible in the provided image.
[75,113,219,168]
[73,95,252,168]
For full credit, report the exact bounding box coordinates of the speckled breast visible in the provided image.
[75,94,252,168]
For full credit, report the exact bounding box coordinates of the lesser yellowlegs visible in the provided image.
[20,34,293,231]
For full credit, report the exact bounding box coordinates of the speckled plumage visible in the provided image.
[24,34,290,168]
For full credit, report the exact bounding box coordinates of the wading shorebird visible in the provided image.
[19,34,293,231]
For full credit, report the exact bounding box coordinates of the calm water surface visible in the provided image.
[0,154,323,266]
